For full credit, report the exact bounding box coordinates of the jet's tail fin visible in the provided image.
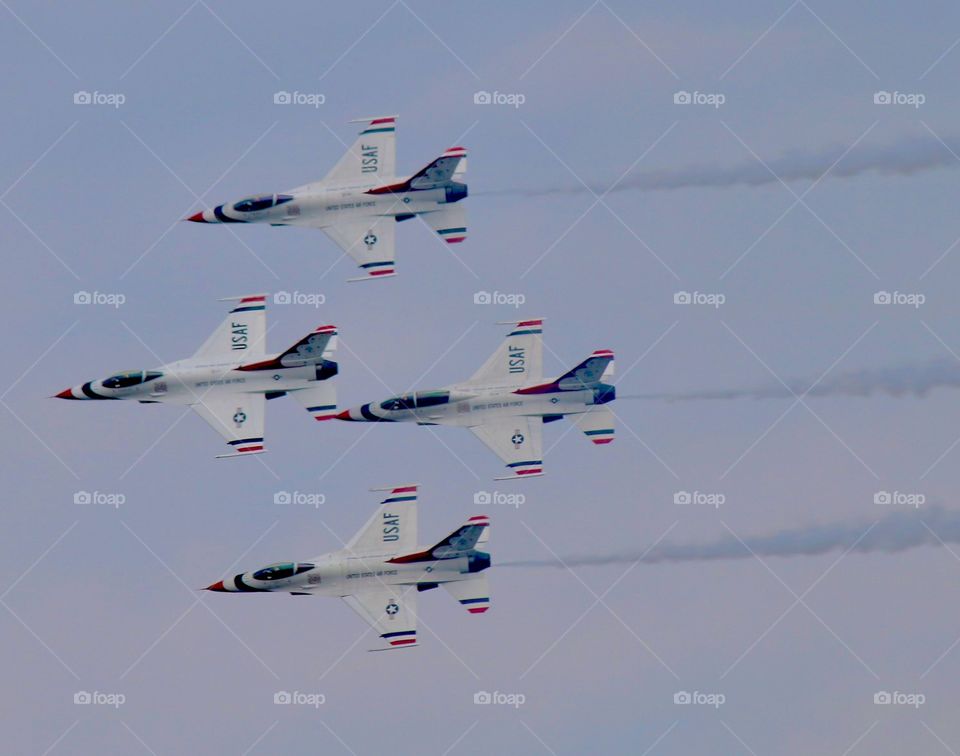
[238,326,337,371]
[406,147,467,190]
[574,406,615,445]
[515,350,614,395]
[388,515,489,564]
[442,573,490,614]
[343,485,419,557]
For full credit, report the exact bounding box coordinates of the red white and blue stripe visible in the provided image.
[435,226,467,244]
[306,404,338,422]
[360,117,396,135]
[360,260,395,278]
[508,319,542,337]
[507,459,543,477]
[381,485,418,505]
[230,295,266,314]
[381,629,416,647]
[459,596,490,614]
[584,427,615,445]
[228,437,264,454]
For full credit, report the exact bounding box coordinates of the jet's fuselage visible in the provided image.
[210,549,490,597]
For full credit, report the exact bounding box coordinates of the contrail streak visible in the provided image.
[624,360,960,403]
[501,506,958,568]
[478,134,959,198]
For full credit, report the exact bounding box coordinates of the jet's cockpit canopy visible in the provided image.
[102,370,163,389]
[233,194,294,213]
[252,562,315,581]
[380,390,450,411]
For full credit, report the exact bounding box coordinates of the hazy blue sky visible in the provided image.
[4,1,960,753]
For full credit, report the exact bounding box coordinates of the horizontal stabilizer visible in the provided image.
[442,574,490,614]
[574,406,615,445]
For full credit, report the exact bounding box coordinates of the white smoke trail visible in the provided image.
[479,134,959,198]
[501,507,959,568]
[623,359,960,403]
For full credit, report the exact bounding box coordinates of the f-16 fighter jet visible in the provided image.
[337,319,616,479]
[205,485,491,650]
[186,115,468,281]
[54,295,338,458]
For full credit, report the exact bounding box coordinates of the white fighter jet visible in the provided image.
[205,485,490,650]
[336,319,616,479]
[186,115,468,281]
[54,294,339,458]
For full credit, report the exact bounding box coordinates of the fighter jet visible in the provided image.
[54,294,339,458]
[337,319,615,479]
[205,485,490,650]
[186,115,468,281]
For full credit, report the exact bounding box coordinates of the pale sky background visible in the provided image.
[4,1,960,753]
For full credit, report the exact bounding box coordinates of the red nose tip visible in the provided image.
[205,581,226,592]
[54,388,75,399]
[335,409,353,421]
[185,211,206,223]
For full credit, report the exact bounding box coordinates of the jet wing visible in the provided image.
[341,588,418,650]
[321,217,397,281]
[466,319,543,388]
[193,295,267,360]
[442,575,490,614]
[324,115,396,184]
[470,416,543,479]
[190,391,266,458]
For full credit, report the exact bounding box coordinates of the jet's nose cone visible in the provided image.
[54,387,77,399]
[335,409,353,421]
[205,580,227,592]
[185,211,207,223]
